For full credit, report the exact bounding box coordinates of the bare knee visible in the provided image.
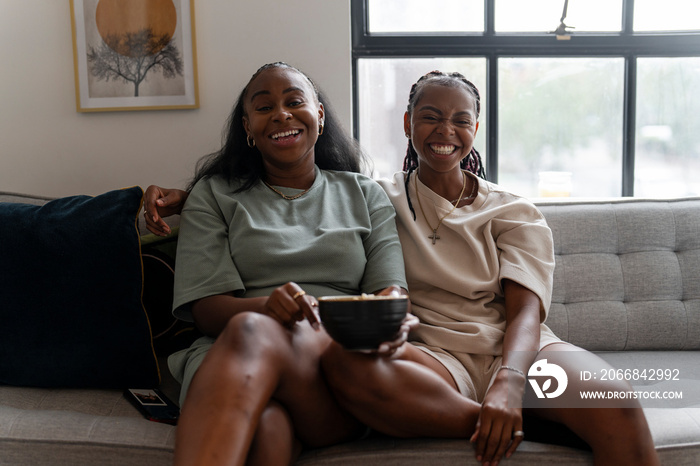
[247,402,300,466]
[222,312,280,340]
[586,406,657,463]
[258,402,293,440]
[219,312,289,356]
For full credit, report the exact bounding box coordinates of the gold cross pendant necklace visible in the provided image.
[415,171,467,245]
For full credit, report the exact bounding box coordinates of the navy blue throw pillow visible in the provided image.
[0,187,159,388]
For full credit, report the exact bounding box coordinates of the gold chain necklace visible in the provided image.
[263,181,310,200]
[415,171,467,245]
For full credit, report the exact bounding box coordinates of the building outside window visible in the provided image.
[353,0,700,198]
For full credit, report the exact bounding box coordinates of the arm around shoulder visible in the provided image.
[143,185,189,236]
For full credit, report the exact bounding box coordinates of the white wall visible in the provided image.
[0,0,352,197]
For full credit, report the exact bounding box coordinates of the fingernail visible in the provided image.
[378,344,388,352]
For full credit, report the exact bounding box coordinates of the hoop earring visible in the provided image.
[247,135,256,148]
[318,123,324,136]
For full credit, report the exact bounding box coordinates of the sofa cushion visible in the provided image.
[538,198,700,351]
[0,187,159,388]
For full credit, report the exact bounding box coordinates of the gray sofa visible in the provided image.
[1,191,699,465]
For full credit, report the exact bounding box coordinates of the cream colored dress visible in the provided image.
[379,171,562,400]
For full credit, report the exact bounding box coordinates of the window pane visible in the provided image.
[357,58,486,180]
[498,58,624,198]
[496,0,622,33]
[635,57,700,197]
[368,0,484,33]
[634,0,700,31]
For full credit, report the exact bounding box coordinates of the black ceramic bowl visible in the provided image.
[318,294,409,350]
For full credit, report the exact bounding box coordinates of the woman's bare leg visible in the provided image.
[174,313,362,466]
[246,401,301,466]
[321,341,480,438]
[527,343,659,466]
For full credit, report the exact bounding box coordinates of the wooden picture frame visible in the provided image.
[70,0,199,112]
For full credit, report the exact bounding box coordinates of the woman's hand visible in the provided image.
[264,282,321,330]
[375,313,419,357]
[470,370,526,466]
[143,185,188,236]
[372,286,417,356]
[469,279,539,464]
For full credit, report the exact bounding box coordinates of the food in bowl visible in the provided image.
[318,294,409,350]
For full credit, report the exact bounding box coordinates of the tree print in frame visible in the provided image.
[70,0,199,112]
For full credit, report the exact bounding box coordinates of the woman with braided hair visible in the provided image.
[322,70,659,466]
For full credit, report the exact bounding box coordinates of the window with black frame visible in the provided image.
[352,0,700,198]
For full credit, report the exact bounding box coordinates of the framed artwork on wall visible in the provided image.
[69,0,199,112]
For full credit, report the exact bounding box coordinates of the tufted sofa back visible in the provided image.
[5,191,698,352]
[537,198,700,351]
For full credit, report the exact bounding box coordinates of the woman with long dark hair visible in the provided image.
[161,62,409,466]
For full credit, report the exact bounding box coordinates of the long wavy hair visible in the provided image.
[402,70,486,219]
[189,62,366,191]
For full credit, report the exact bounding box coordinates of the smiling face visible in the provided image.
[242,66,324,175]
[405,83,479,176]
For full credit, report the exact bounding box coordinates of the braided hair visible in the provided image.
[402,70,486,220]
[189,62,366,192]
